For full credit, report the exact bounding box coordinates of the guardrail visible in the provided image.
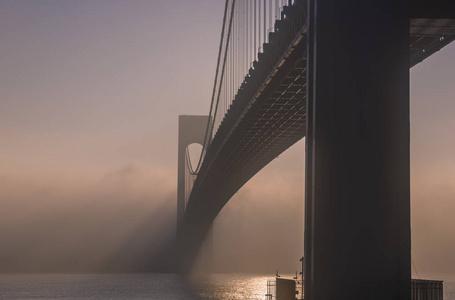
[411,279,443,300]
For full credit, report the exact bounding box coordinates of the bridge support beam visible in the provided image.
[304,0,410,299]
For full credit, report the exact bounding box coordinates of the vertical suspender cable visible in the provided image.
[240,0,243,85]
[227,9,229,114]
[250,0,252,66]
[223,48,227,116]
[269,0,272,34]
[233,1,235,108]
[254,0,257,61]
[239,2,241,88]
[234,5,240,94]
[246,0,248,73]
[246,0,248,75]
[227,15,232,109]
[188,0,230,175]
[264,0,266,43]
[258,0,261,51]
[231,8,234,105]
[275,0,278,22]
[251,0,253,68]
[209,0,237,146]
[238,0,245,87]
[253,0,255,63]
[238,0,240,98]
[240,0,242,86]
[234,2,236,106]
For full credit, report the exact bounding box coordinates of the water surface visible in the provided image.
[0,273,453,300]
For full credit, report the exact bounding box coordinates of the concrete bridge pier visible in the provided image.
[304,0,411,299]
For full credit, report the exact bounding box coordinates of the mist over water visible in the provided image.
[0,273,200,300]
[0,147,305,274]
[0,164,178,273]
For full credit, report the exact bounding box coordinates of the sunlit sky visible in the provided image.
[0,1,454,274]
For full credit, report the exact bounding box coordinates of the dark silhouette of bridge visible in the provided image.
[177,0,455,299]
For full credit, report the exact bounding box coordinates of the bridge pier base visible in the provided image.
[304,0,411,299]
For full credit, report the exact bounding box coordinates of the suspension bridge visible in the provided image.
[177,0,455,299]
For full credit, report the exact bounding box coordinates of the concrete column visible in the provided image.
[304,1,411,299]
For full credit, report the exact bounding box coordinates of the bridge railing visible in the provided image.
[411,279,443,300]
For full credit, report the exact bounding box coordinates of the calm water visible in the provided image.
[0,273,453,300]
[0,273,273,300]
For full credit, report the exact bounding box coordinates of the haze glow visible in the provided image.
[0,1,454,274]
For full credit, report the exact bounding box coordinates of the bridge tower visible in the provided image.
[177,115,212,271]
[177,115,211,231]
[304,0,411,299]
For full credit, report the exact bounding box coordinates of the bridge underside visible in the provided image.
[179,0,455,272]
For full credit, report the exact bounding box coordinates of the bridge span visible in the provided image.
[177,0,455,298]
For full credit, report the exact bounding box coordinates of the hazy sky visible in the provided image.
[0,1,454,274]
